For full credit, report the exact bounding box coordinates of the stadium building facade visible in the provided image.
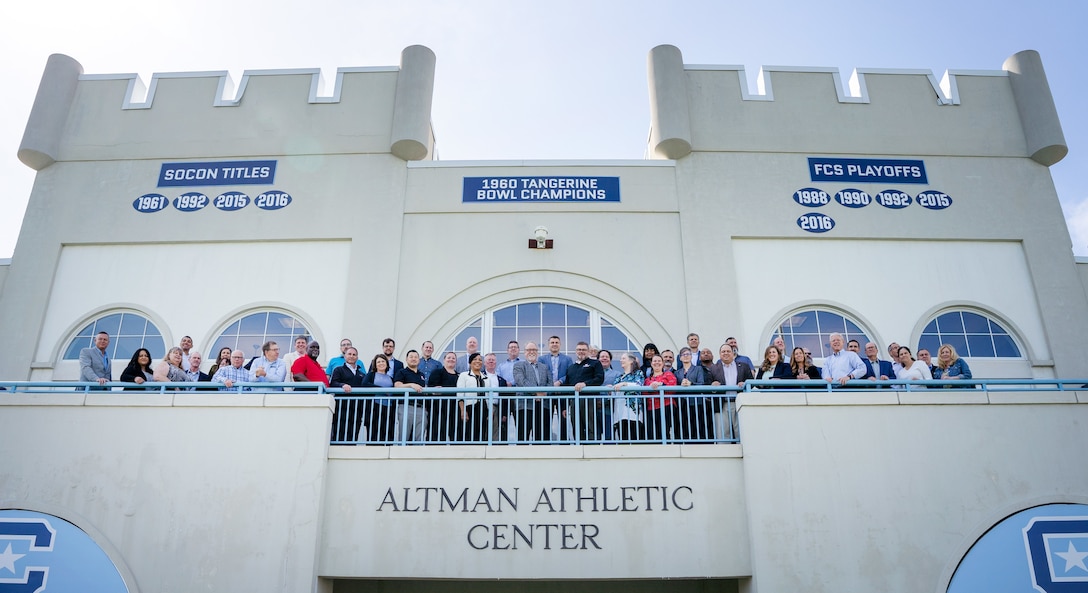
[1,46,1087,592]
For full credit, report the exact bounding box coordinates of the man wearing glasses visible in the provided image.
[557,342,605,442]
[326,338,353,378]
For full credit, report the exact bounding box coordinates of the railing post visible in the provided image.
[657,388,666,445]
[572,389,581,445]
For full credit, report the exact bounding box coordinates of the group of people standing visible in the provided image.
[326,333,762,445]
[82,328,974,445]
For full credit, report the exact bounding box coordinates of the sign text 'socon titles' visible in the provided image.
[158,160,277,187]
[808,157,928,184]
[463,177,620,203]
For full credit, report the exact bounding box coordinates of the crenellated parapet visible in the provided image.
[18,45,436,169]
[647,45,1067,166]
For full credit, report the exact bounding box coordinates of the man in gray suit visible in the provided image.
[512,342,553,443]
[79,331,112,386]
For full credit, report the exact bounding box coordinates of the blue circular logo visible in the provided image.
[948,503,1088,593]
[0,509,130,592]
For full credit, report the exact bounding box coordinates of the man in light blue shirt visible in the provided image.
[251,341,287,384]
[325,338,353,377]
[497,340,520,386]
[822,333,867,386]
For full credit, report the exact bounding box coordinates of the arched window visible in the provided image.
[442,301,638,358]
[918,310,1022,358]
[209,311,311,361]
[62,312,166,362]
[770,308,873,358]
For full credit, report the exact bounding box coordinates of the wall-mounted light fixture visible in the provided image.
[529,225,553,249]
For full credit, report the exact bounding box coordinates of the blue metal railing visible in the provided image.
[2,379,1084,446]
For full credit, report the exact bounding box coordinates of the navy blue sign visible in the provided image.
[213,191,251,211]
[835,188,871,208]
[158,160,276,187]
[797,213,835,233]
[255,190,292,211]
[463,177,620,203]
[132,193,169,213]
[173,192,209,212]
[793,188,831,208]
[916,190,953,210]
[808,157,928,184]
[874,189,913,209]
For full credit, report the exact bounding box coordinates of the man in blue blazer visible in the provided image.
[79,331,112,386]
[862,342,896,382]
[538,335,573,440]
[538,335,572,385]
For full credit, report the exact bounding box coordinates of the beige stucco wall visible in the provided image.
[0,393,334,593]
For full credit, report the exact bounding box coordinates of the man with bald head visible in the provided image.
[862,341,895,382]
[455,336,480,373]
[213,349,252,389]
[292,341,330,387]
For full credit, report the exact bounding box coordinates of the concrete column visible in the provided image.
[390,45,436,161]
[647,44,692,160]
[18,54,83,170]
[1003,50,1067,166]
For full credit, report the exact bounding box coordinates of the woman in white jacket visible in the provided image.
[457,352,490,442]
[895,346,933,388]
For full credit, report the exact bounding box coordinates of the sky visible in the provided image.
[1,0,1086,258]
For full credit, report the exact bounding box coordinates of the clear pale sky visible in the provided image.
[2,0,1085,258]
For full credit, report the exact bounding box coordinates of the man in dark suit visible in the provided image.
[863,342,896,384]
[538,336,573,385]
[185,350,212,382]
[79,331,112,386]
[559,342,605,442]
[708,343,754,441]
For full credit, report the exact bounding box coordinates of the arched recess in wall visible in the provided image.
[404,270,669,360]
[763,302,879,360]
[935,496,1088,593]
[52,305,169,380]
[205,305,320,363]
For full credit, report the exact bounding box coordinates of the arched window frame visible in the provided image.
[916,307,1026,359]
[206,307,317,363]
[441,300,639,359]
[767,306,877,360]
[59,308,168,364]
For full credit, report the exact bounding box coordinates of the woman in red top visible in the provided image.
[644,354,677,442]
